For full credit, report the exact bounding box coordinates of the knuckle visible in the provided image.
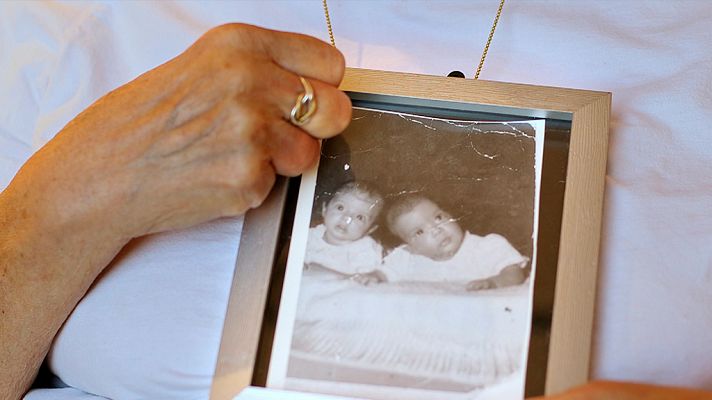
[230,102,270,143]
[185,26,253,78]
[334,91,353,132]
[330,49,346,82]
[236,60,267,88]
[205,23,256,44]
[199,24,269,60]
[318,91,352,137]
[286,137,319,175]
[211,165,241,194]
[242,164,275,208]
[242,161,267,188]
[219,158,273,207]
[202,42,266,88]
[236,58,261,76]
[245,118,271,145]
[310,40,345,84]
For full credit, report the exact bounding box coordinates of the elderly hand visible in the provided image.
[10,23,351,242]
[0,24,350,399]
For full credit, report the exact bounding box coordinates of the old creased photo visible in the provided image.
[267,108,546,400]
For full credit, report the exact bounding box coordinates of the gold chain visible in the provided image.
[475,0,505,79]
[321,0,505,80]
[322,0,336,47]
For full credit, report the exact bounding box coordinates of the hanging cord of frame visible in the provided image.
[321,0,506,80]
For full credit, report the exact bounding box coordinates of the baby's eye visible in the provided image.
[336,205,344,211]
[356,215,365,221]
[414,229,424,237]
[435,214,443,222]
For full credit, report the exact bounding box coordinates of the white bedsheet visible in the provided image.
[24,388,108,400]
[4,1,711,399]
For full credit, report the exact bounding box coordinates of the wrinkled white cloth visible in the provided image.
[1,1,711,399]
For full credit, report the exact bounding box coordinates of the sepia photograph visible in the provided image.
[267,108,545,400]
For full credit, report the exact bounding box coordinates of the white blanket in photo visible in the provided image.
[284,270,529,399]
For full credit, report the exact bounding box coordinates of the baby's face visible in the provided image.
[393,199,464,261]
[322,191,378,245]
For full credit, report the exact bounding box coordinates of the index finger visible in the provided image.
[254,26,346,85]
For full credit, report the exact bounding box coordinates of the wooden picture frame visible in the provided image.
[211,68,610,400]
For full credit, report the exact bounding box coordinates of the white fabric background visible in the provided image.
[1,1,711,399]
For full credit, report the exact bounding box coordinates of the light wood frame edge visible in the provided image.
[545,91,610,394]
[211,67,611,399]
[211,178,289,400]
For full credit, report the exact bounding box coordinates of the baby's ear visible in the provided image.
[367,224,379,235]
[321,202,327,218]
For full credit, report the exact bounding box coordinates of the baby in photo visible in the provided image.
[304,181,385,284]
[380,195,529,290]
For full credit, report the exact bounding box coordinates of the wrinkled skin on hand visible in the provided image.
[0,23,350,399]
[11,23,352,243]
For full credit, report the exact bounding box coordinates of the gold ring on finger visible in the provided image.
[289,76,317,126]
